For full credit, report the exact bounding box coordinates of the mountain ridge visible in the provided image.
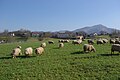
[73,24,120,34]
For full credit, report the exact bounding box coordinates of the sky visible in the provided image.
[0,0,120,32]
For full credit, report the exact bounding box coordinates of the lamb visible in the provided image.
[59,43,64,48]
[83,44,96,53]
[40,42,46,48]
[48,40,54,44]
[24,47,33,56]
[111,44,120,54]
[35,47,44,55]
[11,45,22,58]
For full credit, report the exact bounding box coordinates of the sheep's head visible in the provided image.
[17,45,21,49]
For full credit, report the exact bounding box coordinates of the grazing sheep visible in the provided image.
[76,36,84,40]
[110,39,115,44]
[102,39,108,43]
[35,47,44,55]
[72,40,82,45]
[115,40,120,44]
[11,45,22,58]
[48,40,54,44]
[58,39,64,43]
[115,38,119,41]
[111,44,120,54]
[83,44,96,53]
[97,39,104,45]
[24,47,33,56]
[41,42,46,48]
[64,40,70,43]
[88,39,94,44]
[59,43,64,48]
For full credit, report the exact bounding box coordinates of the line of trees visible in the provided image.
[0,29,120,43]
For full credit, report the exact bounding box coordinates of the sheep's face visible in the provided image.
[17,46,21,49]
[92,48,96,52]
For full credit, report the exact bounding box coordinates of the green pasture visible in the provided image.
[0,38,120,80]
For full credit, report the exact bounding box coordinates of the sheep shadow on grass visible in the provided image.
[0,56,12,59]
[53,47,59,49]
[71,51,84,54]
[0,55,36,59]
[98,53,120,56]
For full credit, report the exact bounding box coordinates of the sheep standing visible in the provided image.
[83,44,96,53]
[111,44,120,54]
[11,45,22,58]
[35,47,44,55]
[24,47,33,56]
[41,42,46,48]
[59,43,64,48]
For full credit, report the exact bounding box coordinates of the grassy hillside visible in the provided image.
[0,38,120,80]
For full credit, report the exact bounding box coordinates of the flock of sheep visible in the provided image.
[11,36,120,58]
[11,43,45,58]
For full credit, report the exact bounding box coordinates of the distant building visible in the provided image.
[54,31,76,39]
[31,32,40,37]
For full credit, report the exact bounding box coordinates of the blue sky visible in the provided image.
[0,0,120,32]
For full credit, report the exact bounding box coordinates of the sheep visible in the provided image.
[115,40,120,44]
[48,40,54,44]
[40,42,46,48]
[35,47,44,55]
[72,40,82,45]
[24,47,33,56]
[76,36,84,40]
[88,39,94,44]
[59,43,64,48]
[64,40,70,43]
[102,39,108,43]
[11,45,22,58]
[110,39,115,44]
[111,44,120,54]
[97,39,104,45]
[83,44,96,53]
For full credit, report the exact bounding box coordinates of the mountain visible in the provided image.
[73,24,120,34]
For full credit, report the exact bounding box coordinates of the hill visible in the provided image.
[73,24,120,34]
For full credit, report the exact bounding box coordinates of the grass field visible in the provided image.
[0,38,120,80]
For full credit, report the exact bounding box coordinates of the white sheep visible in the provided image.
[35,47,44,55]
[59,43,64,48]
[72,40,82,45]
[41,42,46,48]
[64,40,70,43]
[110,39,115,44]
[24,47,33,56]
[11,45,22,58]
[102,39,108,43]
[111,44,120,54]
[83,44,96,53]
